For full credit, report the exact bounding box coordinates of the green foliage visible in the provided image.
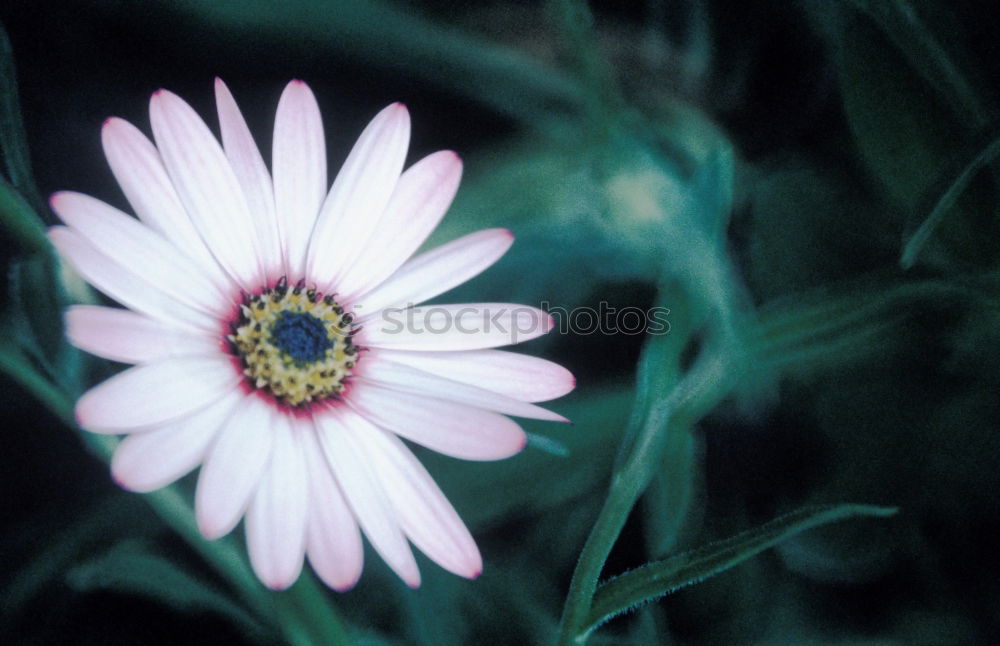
[66,539,270,641]
[2,1,998,645]
[585,504,898,634]
[808,0,1000,270]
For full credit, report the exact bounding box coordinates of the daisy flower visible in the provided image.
[48,79,574,590]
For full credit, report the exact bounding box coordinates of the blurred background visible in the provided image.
[2,0,1000,644]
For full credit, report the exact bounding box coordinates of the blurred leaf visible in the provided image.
[901,133,1000,269]
[642,431,699,558]
[583,504,898,634]
[426,386,634,530]
[839,0,991,124]
[435,105,740,344]
[115,0,582,126]
[558,320,739,645]
[776,510,898,584]
[1,495,154,629]
[7,255,81,394]
[0,20,43,213]
[747,159,889,300]
[0,326,73,421]
[747,275,966,378]
[822,6,954,212]
[808,1,1000,269]
[548,0,624,129]
[0,174,47,253]
[67,539,270,641]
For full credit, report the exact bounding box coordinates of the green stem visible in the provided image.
[0,21,46,216]
[551,0,625,134]
[901,133,1000,269]
[555,336,732,645]
[0,347,352,646]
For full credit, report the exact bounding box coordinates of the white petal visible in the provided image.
[356,428,482,579]
[214,78,283,280]
[149,89,264,290]
[66,305,223,364]
[301,428,364,591]
[245,415,309,590]
[356,228,513,316]
[272,81,326,277]
[335,150,462,301]
[370,349,575,403]
[356,303,554,351]
[307,103,410,292]
[111,389,241,492]
[315,409,420,587]
[75,356,240,433]
[51,192,229,317]
[195,395,275,539]
[347,381,526,461]
[101,117,232,291]
[49,227,216,333]
[359,354,567,422]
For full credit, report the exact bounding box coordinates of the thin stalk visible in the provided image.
[0,348,352,646]
[556,343,731,645]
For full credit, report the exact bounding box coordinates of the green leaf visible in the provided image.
[0,329,73,422]
[557,317,739,645]
[1,495,155,630]
[7,255,82,393]
[747,158,888,300]
[0,174,47,253]
[641,431,698,559]
[821,4,956,212]
[808,1,1000,269]
[747,275,965,377]
[901,133,1000,269]
[67,539,271,641]
[0,21,43,214]
[838,0,990,124]
[582,504,898,635]
[425,386,634,529]
[95,0,582,127]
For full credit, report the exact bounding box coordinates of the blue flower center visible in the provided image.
[270,311,334,364]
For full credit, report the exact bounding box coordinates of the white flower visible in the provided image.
[48,79,574,590]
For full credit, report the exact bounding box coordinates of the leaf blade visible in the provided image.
[583,504,898,635]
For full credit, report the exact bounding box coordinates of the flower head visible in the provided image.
[49,79,574,590]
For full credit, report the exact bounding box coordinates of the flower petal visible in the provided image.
[75,356,240,433]
[48,227,215,332]
[359,354,566,422]
[301,428,364,591]
[51,192,229,317]
[369,349,575,402]
[315,409,421,587]
[356,228,512,316]
[195,395,275,539]
[356,303,554,351]
[245,415,309,590]
[272,80,326,277]
[214,78,283,280]
[347,381,526,461]
[101,116,231,291]
[307,103,411,293]
[149,88,264,290]
[111,389,241,492]
[66,305,223,364]
[356,428,482,579]
[336,150,462,301]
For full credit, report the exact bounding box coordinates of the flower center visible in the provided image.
[271,311,333,363]
[229,278,358,407]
